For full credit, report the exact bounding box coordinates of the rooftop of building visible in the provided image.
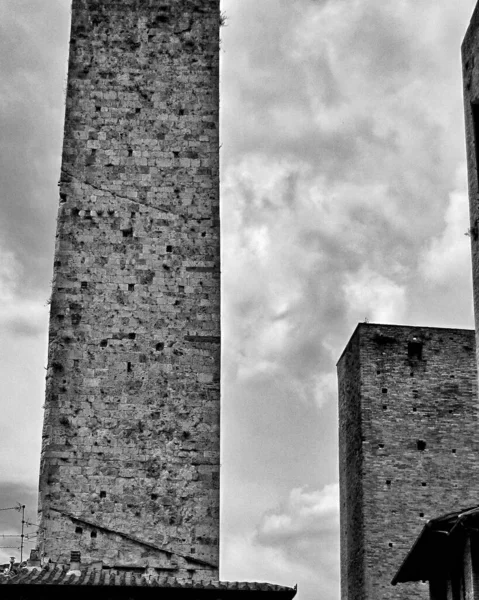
[336,321,475,364]
[0,562,297,599]
[392,504,479,585]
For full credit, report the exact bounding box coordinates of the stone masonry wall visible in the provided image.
[38,0,220,578]
[463,6,479,375]
[338,331,366,600]
[338,324,479,600]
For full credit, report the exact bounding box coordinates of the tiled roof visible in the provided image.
[0,564,296,596]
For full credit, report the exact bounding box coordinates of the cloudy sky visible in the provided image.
[0,0,477,599]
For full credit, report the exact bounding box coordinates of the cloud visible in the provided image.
[257,484,339,541]
[220,3,477,596]
[419,164,471,286]
[255,484,340,596]
[0,0,69,295]
[0,238,48,337]
[221,483,340,600]
[342,266,408,324]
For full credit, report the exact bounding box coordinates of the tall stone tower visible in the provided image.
[337,324,479,600]
[38,0,220,578]
[464,4,479,371]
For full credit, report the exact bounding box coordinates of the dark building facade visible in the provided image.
[38,0,221,577]
[393,506,479,600]
[337,324,479,600]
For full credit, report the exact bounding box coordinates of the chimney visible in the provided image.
[27,549,41,568]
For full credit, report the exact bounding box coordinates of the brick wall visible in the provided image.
[38,0,220,578]
[338,324,479,600]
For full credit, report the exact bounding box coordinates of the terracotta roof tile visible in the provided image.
[0,565,296,597]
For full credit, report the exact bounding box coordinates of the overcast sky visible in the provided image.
[0,1,477,599]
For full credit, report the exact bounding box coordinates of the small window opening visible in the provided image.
[127,362,132,372]
[421,482,427,487]
[408,341,423,360]
[128,284,135,291]
[128,148,133,157]
[166,245,173,253]
[100,491,106,498]
[420,512,424,517]
[156,342,164,351]
[151,494,158,500]
[81,281,88,289]
[382,388,387,394]
[90,531,97,538]
[100,339,108,348]
[452,449,457,454]
[389,543,393,548]
[378,443,384,449]
[386,480,391,486]
[122,227,133,238]
[128,333,136,340]
[382,405,387,410]
[376,370,381,375]
[417,440,426,451]
[75,527,83,535]
[413,407,417,412]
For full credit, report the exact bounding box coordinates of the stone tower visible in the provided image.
[38,0,220,578]
[464,4,479,371]
[337,323,479,600]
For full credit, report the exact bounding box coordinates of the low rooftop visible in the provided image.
[0,563,297,599]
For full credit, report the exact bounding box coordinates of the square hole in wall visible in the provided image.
[408,340,423,360]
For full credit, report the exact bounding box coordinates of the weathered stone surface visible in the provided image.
[338,324,479,600]
[463,6,479,372]
[38,0,220,578]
